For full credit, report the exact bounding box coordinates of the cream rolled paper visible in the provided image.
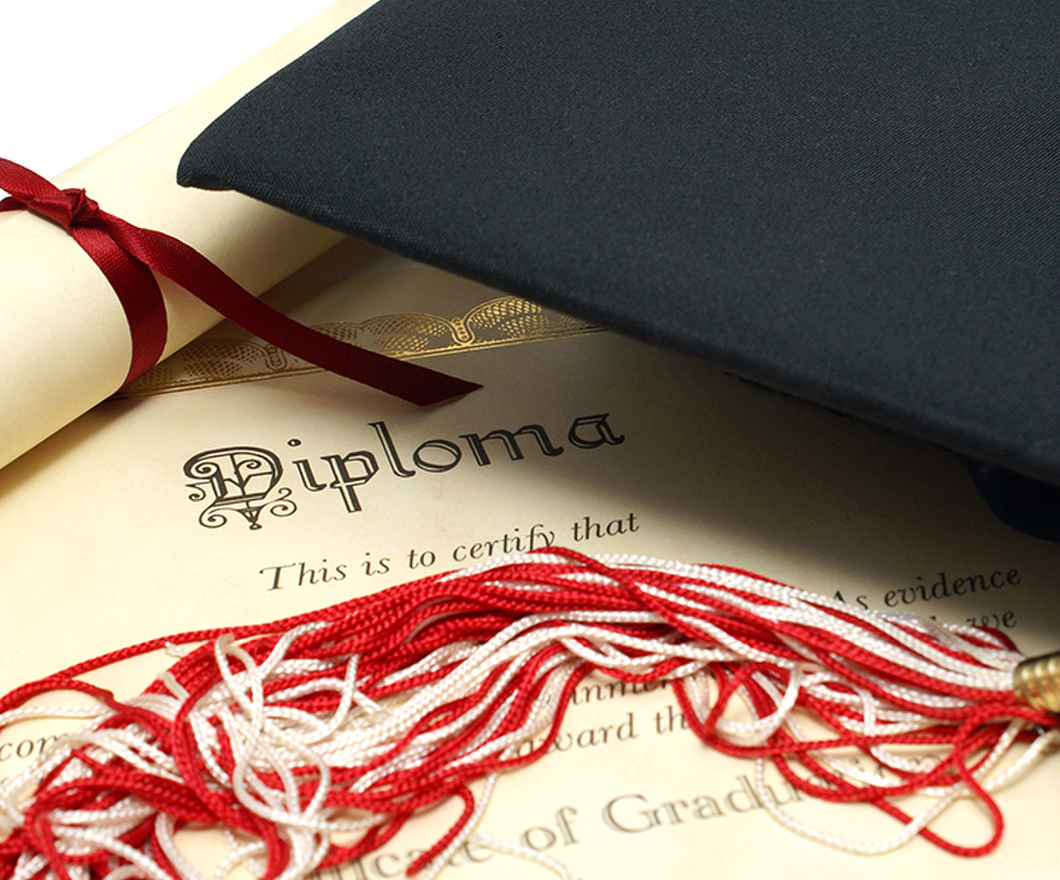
[0,1,381,471]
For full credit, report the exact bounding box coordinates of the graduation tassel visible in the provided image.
[1,550,1057,880]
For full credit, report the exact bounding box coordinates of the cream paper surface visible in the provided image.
[0,0,384,472]
[1,240,1059,879]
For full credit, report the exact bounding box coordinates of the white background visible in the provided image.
[2,2,337,176]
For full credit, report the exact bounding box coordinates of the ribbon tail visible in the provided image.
[108,219,481,406]
[0,158,59,206]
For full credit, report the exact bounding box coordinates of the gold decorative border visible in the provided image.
[118,296,601,397]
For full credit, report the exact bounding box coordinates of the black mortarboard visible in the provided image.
[178,0,1060,538]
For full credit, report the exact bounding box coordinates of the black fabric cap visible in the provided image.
[179,0,1060,527]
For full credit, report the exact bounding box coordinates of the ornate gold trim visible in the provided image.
[119,296,601,397]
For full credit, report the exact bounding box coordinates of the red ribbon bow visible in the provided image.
[0,158,480,405]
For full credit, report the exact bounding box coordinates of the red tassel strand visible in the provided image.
[0,549,1056,880]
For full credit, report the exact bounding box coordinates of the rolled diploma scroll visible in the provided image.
[0,0,376,471]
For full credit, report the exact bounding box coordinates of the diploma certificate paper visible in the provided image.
[2,238,1059,880]
[0,0,364,472]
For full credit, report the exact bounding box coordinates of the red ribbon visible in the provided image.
[0,158,480,405]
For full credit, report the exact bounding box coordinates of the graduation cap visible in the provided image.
[178,0,1060,540]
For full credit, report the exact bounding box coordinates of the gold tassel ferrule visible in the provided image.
[1013,653,1060,713]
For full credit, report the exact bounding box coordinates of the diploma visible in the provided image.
[2,243,1059,879]
[0,1,378,471]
